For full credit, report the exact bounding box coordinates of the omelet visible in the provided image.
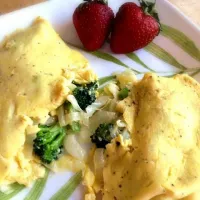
[0,17,96,186]
[102,73,200,200]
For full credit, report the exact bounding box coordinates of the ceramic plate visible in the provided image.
[0,0,200,199]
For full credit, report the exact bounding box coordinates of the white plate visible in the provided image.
[0,0,200,199]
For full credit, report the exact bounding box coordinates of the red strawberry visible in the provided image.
[73,0,114,51]
[110,0,161,54]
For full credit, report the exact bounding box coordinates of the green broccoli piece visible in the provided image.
[73,82,98,110]
[90,123,114,148]
[33,124,66,164]
[118,87,129,100]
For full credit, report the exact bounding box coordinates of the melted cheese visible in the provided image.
[0,17,96,185]
[103,73,200,200]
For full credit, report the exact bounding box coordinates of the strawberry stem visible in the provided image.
[83,0,108,5]
[139,0,161,30]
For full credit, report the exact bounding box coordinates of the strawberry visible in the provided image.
[73,0,114,51]
[110,0,161,54]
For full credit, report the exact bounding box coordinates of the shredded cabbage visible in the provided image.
[67,95,83,112]
[56,76,130,164]
[65,112,81,124]
[57,106,67,127]
[86,96,110,117]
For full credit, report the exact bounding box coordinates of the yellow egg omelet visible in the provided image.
[1,15,200,200]
[0,17,96,186]
[102,73,200,200]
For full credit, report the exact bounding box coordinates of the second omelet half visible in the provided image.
[102,73,200,200]
[0,17,96,186]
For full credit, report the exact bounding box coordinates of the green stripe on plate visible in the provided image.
[161,24,200,62]
[126,52,155,72]
[190,68,200,77]
[68,42,140,74]
[99,75,116,86]
[0,183,24,200]
[98,75,117,93]
[24,169,49,200]
[50,171,82,200]
[90,51,139,74]
[145,42,187,70]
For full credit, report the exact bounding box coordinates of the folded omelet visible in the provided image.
[0,18,96,185]
[103,73,200,200]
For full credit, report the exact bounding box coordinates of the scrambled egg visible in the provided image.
[0,17,96,186]
[102,73,200,200]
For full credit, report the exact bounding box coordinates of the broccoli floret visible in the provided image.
[33,124,66,164]
[73,82,98,110]
[90,123,114,148]
[118,87,129,100]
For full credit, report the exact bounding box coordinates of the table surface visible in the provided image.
[0,0,199,26]
[168,0,200,26]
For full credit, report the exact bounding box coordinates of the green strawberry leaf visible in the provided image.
[139,0,161,31]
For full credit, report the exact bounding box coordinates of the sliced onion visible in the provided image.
[80,112,89,126]
[67,95,83,112]
[77,125,92,144]
[45,116,57,126]
[57,106,67,127]
[89,111,117,133]
[86,96,110,117]
[64,134,86,161]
